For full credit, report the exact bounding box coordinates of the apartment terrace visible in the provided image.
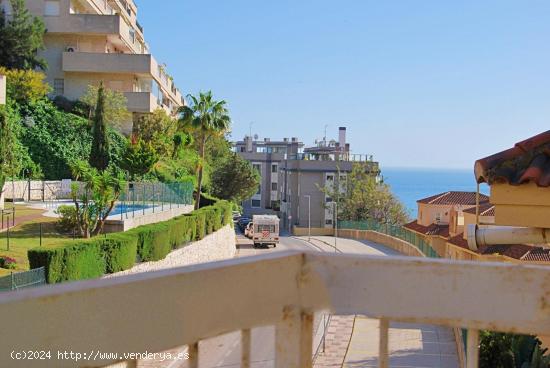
[62,52,183,107]
[0,250,547,367]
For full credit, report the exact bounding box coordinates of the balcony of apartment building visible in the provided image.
[43,0,147,55]
[0,250,548,368]
[62,51,182,110]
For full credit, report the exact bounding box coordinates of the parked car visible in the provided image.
[238,217,251,232]
[232,211,241,221]
[245,222,254,238]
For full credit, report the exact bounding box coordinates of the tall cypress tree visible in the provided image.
[0,106,15,191]
[89,83,110,171]
[0,0,46,70]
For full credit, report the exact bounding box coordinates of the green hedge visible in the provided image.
[28,200,233,283]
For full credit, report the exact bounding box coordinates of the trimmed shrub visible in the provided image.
[28,199,233,283]
[100,233,138,273]
[133,223,171,262]
[28,246,65,283]
[61,241,106,281]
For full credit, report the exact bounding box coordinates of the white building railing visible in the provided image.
[1,251,550,367]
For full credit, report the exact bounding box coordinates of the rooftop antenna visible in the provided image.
[324,124,329,145]
[249,122,253,138]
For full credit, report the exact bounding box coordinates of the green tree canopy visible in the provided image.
[79,84,131,128]
[322,163,409,225]
[479,332,550,368]
[210,152,260,203]
[69,160,126,238]
[178,91,231,209]
[121,138,159,180]
[0,67,50,104]
[89,83,110,171]
[0,0,46,70]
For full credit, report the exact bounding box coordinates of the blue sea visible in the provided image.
[381,167,490,218]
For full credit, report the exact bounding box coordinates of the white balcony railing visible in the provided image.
[1,251,549,367]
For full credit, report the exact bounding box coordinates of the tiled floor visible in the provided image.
[344,317,460,367]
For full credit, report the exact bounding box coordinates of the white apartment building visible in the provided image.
[1,0,185,133]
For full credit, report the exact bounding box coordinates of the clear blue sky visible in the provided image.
[135,0,550,169]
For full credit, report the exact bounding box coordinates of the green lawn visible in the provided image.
[0,204,74,276]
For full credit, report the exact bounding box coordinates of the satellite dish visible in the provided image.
[254,134,259,140]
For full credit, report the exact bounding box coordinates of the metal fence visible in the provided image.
[0,267,46,292]
[339,219,440,258]
[112,181,194,220]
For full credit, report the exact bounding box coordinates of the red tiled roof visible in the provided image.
[475,130,550,187]
[447,233,469,250]
[521,248,550,262]
[463,203,495,216]
[479,244,532,260]
[447,232,550,262]
[404,221,450,238]
[417,191,489,206]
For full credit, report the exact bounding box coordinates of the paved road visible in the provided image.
[139,233,460,368]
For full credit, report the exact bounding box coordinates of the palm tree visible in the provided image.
[178,91,230,209]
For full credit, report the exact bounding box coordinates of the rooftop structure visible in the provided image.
[4,0,185,133]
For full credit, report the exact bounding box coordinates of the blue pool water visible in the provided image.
[109,203,152,216]
[381,167,490,218]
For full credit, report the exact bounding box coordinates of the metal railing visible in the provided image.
[339,219,440,258]
[0,252,548,368]
[287,153,376,162]
[0,267,45,291]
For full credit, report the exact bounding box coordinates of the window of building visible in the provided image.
[271,182,277,191]
[256,186,261,195]
[253,164,261,174]
[44,0,60,16]
[326,175,334,182]
[53,79,64,96]
[271,164,278,173]
[325,219,333,225]
[251,200,261,208]
[129,27,136,43]
[325,197,333,203]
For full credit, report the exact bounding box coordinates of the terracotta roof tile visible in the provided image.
[521,248,550,262]
[463,204,495,216]
[404,221,450,238]
[478,244,532,259]
[417,191,489,206]
[447,232,550,262]
[475,130,550,187]
[447,233,469,250]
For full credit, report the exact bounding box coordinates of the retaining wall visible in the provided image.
[107,224,237,277]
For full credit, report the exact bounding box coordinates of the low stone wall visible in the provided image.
[336,227,464,368]
[337,229,425,257]
[107,224,236,277]
[293,226,335,236]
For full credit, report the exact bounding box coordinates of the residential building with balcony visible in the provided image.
[233,136,304,214]
[234,127,380,229]
[279,127,380,230]
[1,0,185,133]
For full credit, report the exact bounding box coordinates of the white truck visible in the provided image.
[252,215,280,248]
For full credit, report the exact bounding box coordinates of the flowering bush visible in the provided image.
[0,256,17,270]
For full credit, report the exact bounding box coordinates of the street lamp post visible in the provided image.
[304,195,311,241]
[333,201,338,252]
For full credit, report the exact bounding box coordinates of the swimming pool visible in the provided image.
[109,203,152,216]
